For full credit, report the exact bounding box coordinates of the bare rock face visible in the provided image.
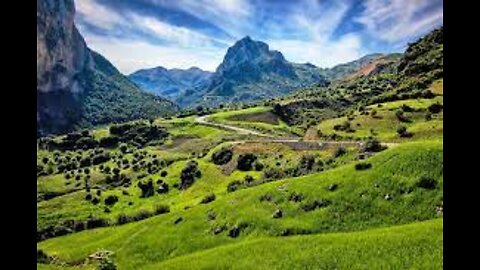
[37,0,178,136]
[37,0,91,94]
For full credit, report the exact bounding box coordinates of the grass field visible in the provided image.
[38,141,443,269]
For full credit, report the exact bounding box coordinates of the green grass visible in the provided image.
[152,218,442,270]
[38,141,442,269]
[318,97,443,142]
[209,106,304,137]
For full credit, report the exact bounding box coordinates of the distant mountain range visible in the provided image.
[130,36,329,108]
[37,0,178,136]
[128,67,212,100]
[130,37,402,108]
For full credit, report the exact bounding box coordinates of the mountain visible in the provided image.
[128,66,212,101]
[37,0,178,136]
[176,36,328,107]
[325,53,402,81]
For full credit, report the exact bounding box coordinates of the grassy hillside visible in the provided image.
[38,141,442,269]
[152,218,442,270]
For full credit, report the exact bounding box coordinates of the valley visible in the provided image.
[37,0,443,269]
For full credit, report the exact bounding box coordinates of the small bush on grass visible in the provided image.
[200,193,216,204]
[355,162,372,170]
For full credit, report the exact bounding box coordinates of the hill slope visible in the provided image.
[37,0,178,136]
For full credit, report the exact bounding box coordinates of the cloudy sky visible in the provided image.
[75,0,443,74]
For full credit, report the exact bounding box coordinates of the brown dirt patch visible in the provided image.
[227,111,280,125]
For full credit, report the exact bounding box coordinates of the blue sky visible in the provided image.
[75,0,443,74]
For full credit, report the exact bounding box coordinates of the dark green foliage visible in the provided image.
[254,161,264,171]
[288,192,304,202]
[160,171,168,177]
[97,258,117,270]
[415,176,437,190]
[333,121,355,132]
[397,126,413,138]
[138,179,155,198]
[211,148,234,165]
[395,109,411,123]
[237,153,257,171]
[227,180,243,192]
[362,138,385,152]
[179,161,201,190]
[154,204,170,215]
[301,199,331,212]
[333,146,347,157]
[200,193,216,204]
[355,162,372,170]
[428,103,443,114]
[104,195,119,206]
[117,214,130,225]
[262,167,286,180]
[37,249,52,264]
[156,180,169,194]
[86,217,109,229]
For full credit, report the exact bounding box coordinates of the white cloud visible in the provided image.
[356,0,443,43]
[83,34,223,74]
[269,33,365,68]
[75,0,123,30]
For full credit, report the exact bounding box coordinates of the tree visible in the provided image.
[179,161,201,190]
[237,153,257,171]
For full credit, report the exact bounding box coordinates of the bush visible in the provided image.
[160,171,168,177]
[211,148,233,165]
[237,153,257,171]
[137,179,155,198]
[397,126,413,137]
[301,199,331,212]
[333,146,347,158]
[104,195,119,206]
[254,161,264,171]
[200,193,216,204]
[117,213,130,225]
[97,258,117,270]
[355,162,372,170]
[362,138,384,152]
[262,168,285,180]
[395,109,410,122]
[86,217,109,229]
[428,103,443,114]
[37,249,52,264]
[119,143,128,154]
[132,210,153,221]
[244,175,254,184]
[156,180,169,194]
[416,176,437,189]
[179,160,201,190]
[227,180,243,192]
[154,204,170,215]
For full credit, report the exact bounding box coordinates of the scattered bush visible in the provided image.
[237,153,257,171]
[211,148,233,165]
[416,176,437,189]
[154,204,170,215]
[397,126,413,137]
[179,160,201,190]
[355,162,372,170]
[362,138,385,152]
[428,103,443,114]
[262,168,285,180]
[333,146,347,158]
[301,199,331,212]
[200,193,216,204]
[227,180,243,192]
[138,179,155,198]
[104,195,119,206]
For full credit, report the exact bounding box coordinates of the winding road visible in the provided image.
[194,115,398,148]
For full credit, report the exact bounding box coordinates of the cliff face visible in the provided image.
[37,0,178,136]
[37,0,91,94]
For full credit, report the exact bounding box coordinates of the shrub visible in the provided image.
[37,249,52,264]
[333,146,347,158]
[211,148,233,165]
[416,176,437,189]
[428,103,443,114]
[132,210,153,221]
[288,192,303,202]
[244,175,254,184]
[395,109,410,122]
[355,162,372,170]
[200,193,216,204]
[86,217,109,229]
[301,199,331,211]
[119,143,128,154]
[179,160,201,190]
[227,180,243,192]
[160,171,168,177]
[97,258,117,270]
[237,153,257,171]
[154,204,170,215]
[362,138,384,152]
[137,179,155,198]
[104,195,119,206]
[254,161,264,171]
[262,168,285,180]
[397,126,413,137]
